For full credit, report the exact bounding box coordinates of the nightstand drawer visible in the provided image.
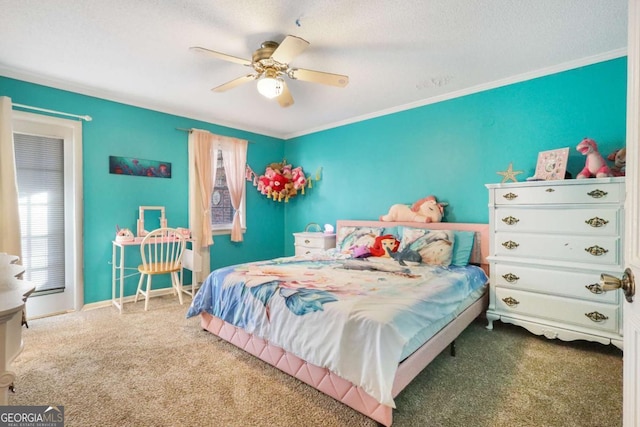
[294,233,336,249]
[493,263,619,303]
[494,233,620,266]
[495,288,619,333]
[293,232,336,256]
[494,207,621,235]
[295,246,326,256]
[494,182,623,206]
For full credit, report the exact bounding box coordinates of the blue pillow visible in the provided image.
[398,227,454,266]
[451,231,476,266]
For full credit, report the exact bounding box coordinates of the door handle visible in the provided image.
[600,268,636,303]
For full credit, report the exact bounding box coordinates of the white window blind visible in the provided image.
[14,133,66,294]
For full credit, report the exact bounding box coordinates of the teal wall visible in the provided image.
[1,56,627,303]
[0,77,285,304]
[282,58,628,254]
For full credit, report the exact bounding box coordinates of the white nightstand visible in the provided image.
[293,232,336,256]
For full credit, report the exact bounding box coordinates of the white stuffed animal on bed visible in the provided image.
[380,196,446,223]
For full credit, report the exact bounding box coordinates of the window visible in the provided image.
[210,149,235,231]
[188,131,247,240]
[11,111,83,318]
[208,145,246,235]
[14,133,65,294]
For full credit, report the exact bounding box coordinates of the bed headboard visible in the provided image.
[335,220,490,275]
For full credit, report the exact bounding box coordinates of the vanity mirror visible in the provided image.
[137,206,168,237]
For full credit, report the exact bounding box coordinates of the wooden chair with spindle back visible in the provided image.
[134,228,186,311]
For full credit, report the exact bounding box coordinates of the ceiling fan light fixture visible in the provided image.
[257,76,284,99]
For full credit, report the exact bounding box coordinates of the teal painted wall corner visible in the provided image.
[282,57,627,254]
[1,76,285,304]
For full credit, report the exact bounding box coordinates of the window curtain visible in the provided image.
[0,96,22,258]
[217,135,248,242]
[188,129,214,283]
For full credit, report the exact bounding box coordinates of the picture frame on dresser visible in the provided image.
[533,147,570,180]
[485,177,625,349]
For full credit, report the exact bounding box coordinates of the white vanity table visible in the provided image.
[111,206,200,313]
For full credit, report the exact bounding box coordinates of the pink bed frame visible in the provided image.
[198,220,490,426]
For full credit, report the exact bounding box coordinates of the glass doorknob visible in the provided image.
[600,268,636,303]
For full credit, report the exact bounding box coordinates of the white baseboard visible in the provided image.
[82,285,198,312]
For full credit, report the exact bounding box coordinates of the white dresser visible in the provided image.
[485,177,625,349]
[293,232,336,256]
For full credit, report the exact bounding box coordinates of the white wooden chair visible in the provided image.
[134,227,186,311]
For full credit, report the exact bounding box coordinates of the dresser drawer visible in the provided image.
[495,287,619,333]
[494,232,621,266]
[494,182,622,206]
[494,207,621,235]
[493,263,619,303]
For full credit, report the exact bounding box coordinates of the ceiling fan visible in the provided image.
[190,35,349,108]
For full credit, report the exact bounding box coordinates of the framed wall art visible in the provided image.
[533,147,569,180]
[109,156,172,178]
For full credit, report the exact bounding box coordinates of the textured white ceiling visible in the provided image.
[0,0,628,139]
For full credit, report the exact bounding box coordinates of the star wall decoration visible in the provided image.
[497,162,523,183]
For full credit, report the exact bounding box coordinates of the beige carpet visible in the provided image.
[8,295,622,427]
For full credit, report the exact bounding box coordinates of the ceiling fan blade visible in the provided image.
[289,68,349,87]
[212,74,257,92]
[271,35,310,64]
[190,46,252,66]
[277,80,294,108]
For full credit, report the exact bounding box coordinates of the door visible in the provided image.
[12,111,83,318]
[623,1,640,425]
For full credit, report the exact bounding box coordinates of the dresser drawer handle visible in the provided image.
[587,189,608,199]
[502,297,519,307]
[545,188,555,192]
[501,216,519,225]
[585,311,608,322]
[501,240,519,250]
[585,245,608,256]
[502,273,520,283]
[502,192,518,200]
[585,283,604,294]
[304,239,310,244]
[585,217,609,228]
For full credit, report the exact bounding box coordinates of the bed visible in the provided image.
[186,220,490,426]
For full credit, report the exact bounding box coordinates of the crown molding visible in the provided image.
[284,48,627,140]
[1,47,627,141]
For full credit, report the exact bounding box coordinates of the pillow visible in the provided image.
[336,226,385,252]
[398,227,454,266]
[451,231,476,266]
[369,234,400,257]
